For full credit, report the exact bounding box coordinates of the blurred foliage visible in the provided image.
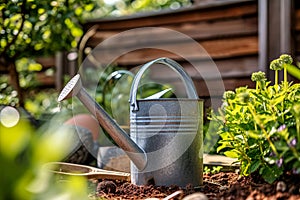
[0,0,191,63]
[0,0,192,118]
[0,0,97,107]
[0,58,72,119]
[203,119,220,154]
[90,0,192,17]
[0,0,96,61]
[16,58,43,89]
[0,75,19,106]
[93,66,174,127]
[0,106,90,200]
[0,0,192,129]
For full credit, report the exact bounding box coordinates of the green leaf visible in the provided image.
[257,114,276,124]
[274,140,289,151]
[249,160,261,173]
[224,150,239,158]
[216,141,232,153]
[75,7,83,16]
[28,63,42,71]
[247,130,263,139]
[240,161,251,176]
[284,155,295,163]
[84,4,94,11]
[70,26,83,37]
[219,132,232,140]
[261,165,283,184]
[270,95,286,107]
[286,63,300,80]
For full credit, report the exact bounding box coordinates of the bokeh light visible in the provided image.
[0,106,20,128]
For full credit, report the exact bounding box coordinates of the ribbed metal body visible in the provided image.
[130,99,203,187]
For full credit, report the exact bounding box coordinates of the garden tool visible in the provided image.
[44,162,130,181]
[58,57,203,187]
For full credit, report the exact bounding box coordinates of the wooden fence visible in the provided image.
[82,0,258,111]
[4,0,300,113]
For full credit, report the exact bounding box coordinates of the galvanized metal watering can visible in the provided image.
[58,58,203,187]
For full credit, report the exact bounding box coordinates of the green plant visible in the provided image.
[0,75,19,106]
[212,55,300,183]
[203,166,223,175]
[0,106,91,200]
[0,0,96,106]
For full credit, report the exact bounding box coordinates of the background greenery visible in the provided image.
[0,0,191,119]
[0,2,191,198]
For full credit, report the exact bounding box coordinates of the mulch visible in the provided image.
[91,172,300,200]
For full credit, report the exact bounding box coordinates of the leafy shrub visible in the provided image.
[212,55,300,183]
[0,106,90,200]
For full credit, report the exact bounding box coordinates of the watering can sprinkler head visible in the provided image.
[57,74,147,171]
[58,74,82,102]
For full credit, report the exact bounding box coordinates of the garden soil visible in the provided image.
[92,172,300,200]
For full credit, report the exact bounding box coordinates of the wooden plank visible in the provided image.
[84,1,257,30]
[147,56,258,80]
[203,154,239,169]
[35,56,55,69]
[294,34,300,53]
[185,57,258,79]
[294,17,300,50]
[197,77,255,96]
[160,76,255,98]
[89,36,258,66]
[86,17,258,47]
[165,17,257,41]
[294,9,300,31]
[36,72,55,87]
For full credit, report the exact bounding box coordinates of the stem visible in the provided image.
[8,62,24,107]
[248,103,278,155]
[228,130,250,163]
[258,141,267,165]
[275,70,278,89]
[284,65,288,90]
[296,118,300,141]
[256,83,258,92]
[291,147,300,160]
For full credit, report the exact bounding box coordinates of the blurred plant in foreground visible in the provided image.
[0,106,90,200]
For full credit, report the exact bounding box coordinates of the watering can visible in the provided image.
[58,58,203,187]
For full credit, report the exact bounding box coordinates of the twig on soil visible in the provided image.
[163,190,183,200]
[201,180,224,187]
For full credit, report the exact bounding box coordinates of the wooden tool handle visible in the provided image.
[45,162,131,181]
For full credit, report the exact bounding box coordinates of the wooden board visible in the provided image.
[146,75,254,99]
[147,56,258,80]
[81,0,259,115]
[88,36,258,66]
[86,17,258,47]
[84,0,257,30]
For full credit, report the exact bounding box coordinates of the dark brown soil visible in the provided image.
[92,172,300,200]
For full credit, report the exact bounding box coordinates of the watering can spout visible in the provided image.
[57,74,147,171]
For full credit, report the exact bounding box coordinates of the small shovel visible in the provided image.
[44,162,130,181]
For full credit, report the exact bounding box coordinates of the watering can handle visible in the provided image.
[129,57,198,111]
